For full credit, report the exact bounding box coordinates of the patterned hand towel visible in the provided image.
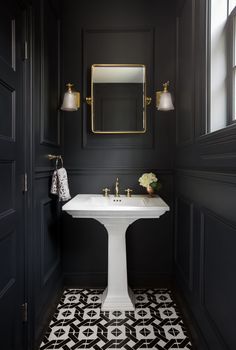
[50,170,58,195]
[50,167,71,202]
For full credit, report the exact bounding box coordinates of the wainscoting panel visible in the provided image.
[175,169,236,350]
[176,169,236,223]
[202,211,236,350]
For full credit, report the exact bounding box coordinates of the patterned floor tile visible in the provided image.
[39,288,193,350]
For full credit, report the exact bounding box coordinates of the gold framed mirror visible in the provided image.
[86,64,150,134]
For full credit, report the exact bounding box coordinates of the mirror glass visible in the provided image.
[90,64,147,134]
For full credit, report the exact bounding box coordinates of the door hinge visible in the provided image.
[22,302,28,322]
[24,41,28,60]
[23,173,28,192]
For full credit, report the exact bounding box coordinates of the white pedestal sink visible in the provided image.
[62,194,169,311]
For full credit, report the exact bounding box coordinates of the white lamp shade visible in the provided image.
[61,91,78,111]
[158,91,174,111]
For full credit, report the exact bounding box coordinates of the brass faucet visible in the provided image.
[115,177,120,197]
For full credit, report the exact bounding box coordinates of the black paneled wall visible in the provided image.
[61,0,176,287]
[31,0,62,346]
[175,0,236,349]
[0,0,63,348]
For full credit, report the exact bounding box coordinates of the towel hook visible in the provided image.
[48,154,64,169]
[56,156,63,169]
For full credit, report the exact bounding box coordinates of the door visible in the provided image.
[0,1,26,349]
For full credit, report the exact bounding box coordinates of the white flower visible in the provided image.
[138,172,158,188]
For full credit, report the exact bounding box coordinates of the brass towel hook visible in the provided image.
[48,154,64,168]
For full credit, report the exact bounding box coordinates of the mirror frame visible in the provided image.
[88,64,148,134]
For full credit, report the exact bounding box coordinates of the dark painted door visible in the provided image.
[0,1,26,349]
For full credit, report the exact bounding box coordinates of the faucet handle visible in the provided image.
[125,188,133,197]
[102,188,110,197]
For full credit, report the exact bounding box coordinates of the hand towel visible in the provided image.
[50,167,71,202]
[50,170,58,195]
[57,167,71,201]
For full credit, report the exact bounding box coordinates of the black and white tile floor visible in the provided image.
[40,288,193,350]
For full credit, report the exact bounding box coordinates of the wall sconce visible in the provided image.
[61,83,80,111]
[156,81,174,111]
[61,81,174,113]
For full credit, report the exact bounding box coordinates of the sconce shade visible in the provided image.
[61,83,80,111]
[156,81,174,111]
[157,91,174,111]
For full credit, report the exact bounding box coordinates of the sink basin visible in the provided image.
[62,194,169,219]
[63,194,169,311]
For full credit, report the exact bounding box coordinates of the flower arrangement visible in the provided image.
[138,172,161,194]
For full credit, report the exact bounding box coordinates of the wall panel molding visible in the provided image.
[0,80,15,142]
[175,168,236,224]
[34,167,174,179]
[197,123,236,146]
[197,124,236,161]
[0,229,16,298]
[176,168,236,185]
[0,8,16,71]
[82,27,155,150]
[68,167,173,176]
[199,209,236,350]
[35,167,54,178]
[0,160,15,216]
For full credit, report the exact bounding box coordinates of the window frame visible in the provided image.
[227,5,236,125]
[206,0,236,134]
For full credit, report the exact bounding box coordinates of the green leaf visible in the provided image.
[150,181,162,191]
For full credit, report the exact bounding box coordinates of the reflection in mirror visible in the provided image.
[89,64,147,134]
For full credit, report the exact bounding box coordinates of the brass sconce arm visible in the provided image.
[86,97,92,105]
[145,96,152,106]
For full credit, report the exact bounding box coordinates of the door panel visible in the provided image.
[0,1,25,349]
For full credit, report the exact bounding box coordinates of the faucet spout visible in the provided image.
[115,177,120,197]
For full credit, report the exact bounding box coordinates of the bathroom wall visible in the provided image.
[61,0,177,287]
[175,0,236,349]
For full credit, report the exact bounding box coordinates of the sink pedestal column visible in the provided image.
[98,218,135,311]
